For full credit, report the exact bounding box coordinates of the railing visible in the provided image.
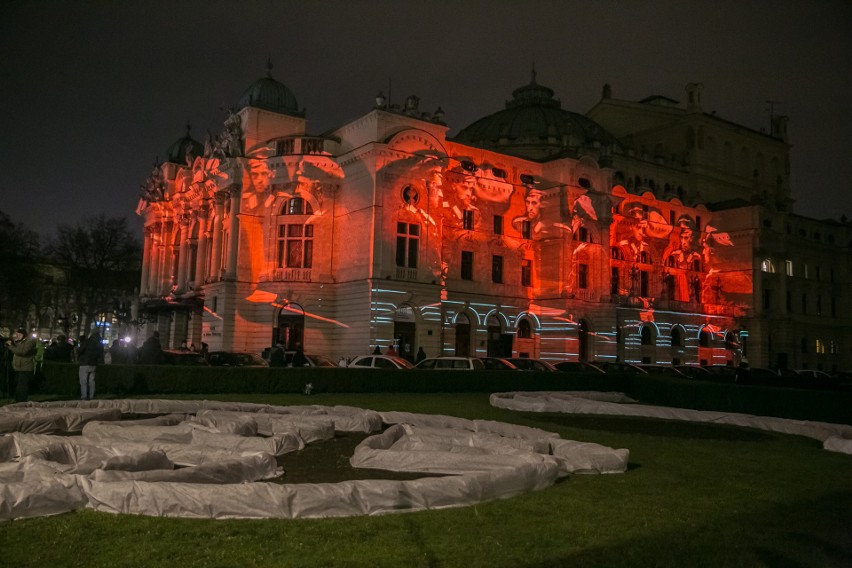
[395,267,418,281]
[271,268,312,282]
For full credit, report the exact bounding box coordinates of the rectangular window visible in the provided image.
[521,220,531,240]
[578,263,588,289]
[640,270,649,297]
[785,260,793,276]
[395,223,419,268]
[817,295,822,315]
[462,210,475,230]
[278,224,313,268]
[804,263,809,279]
[801,293,807,313]
[521,259,532,287]
[461,251,474,280]
[491,255,503,284]
[611,267,620,295]
[493,215,503,235]
[815,266,821,280]
[763,289,771,310]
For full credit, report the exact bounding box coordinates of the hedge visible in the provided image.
[32,362,852,425]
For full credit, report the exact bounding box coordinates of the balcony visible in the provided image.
[395,267,418,281]
[270,268,312,282]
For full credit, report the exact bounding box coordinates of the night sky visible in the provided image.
[3,0,851,239]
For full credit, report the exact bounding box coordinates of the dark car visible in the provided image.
[479,357,519,370]
[504,358,557,372]
[161,350,210,366]
[598,362,648,374]
[637,364,686,378]
[553,361,606,374]
[208,351,268,367]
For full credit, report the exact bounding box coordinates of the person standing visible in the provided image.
[6,327,37,402]
[138,331,163,364]
[415,346,427,364]
[77,328,104,400]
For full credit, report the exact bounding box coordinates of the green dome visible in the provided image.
[165,126,203,164]
[453,71,618,161]
[237,64,302,116]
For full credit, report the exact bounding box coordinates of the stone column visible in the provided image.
[194,205,210,288]
[140,225,154,296]
[176,213,192,292]
[225,186,241,280]
[210,193,227,281]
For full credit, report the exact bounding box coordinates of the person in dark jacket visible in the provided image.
[77,328,104,400]
[138,331,163,364]
[6,327,37,402]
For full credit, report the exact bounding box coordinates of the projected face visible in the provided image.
[249,160,272,192]
[456,175,476,208]
[524,192,542,219]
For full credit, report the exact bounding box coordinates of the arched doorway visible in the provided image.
[578,319,591,362]
[274,303,305,350]
[454,313,472,357]
[393,305,417,362]
[486,314,512,357]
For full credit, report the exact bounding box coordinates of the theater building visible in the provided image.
[136,67,851,371]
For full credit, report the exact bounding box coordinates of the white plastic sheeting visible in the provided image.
[0,399,628,520]
[490,391,852,455]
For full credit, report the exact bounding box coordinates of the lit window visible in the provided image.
[804,263,809,279]
[463,210,475,230]
[277,224,313,268]
[816,339,825,354]
[461,251,474,280]
[283,197,313,216]
[395,223,419,268]
[491,255,503,284]
[785,260,793,276]
[760,259,776,273]
[521,259,532,287]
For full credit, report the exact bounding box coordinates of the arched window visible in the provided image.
[760,259,776,273]
[671,327,684,347]
[699,329,712,347]
[518,319,532,339]
[641,326,653,346]
[282,197,313,216]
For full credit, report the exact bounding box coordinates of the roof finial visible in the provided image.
[531,55,537,85]
[266,58,273,78]
[185,120,192,135]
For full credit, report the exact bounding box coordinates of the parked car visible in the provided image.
[348,355,414,370]
[415,357,485,370]
[553,361,605,374]
[675,365,714,379]
[161,350,210,366]
[598,362,648,374]
[479,357,519,370]
[700,365,738,383]
[637,364,686,378]
[208,351,268,367]
[504,358,558,372]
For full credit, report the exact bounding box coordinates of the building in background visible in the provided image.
[135,66,851,372]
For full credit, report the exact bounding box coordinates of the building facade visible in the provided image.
[135,68,852,371]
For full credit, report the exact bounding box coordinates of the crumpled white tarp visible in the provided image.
[490,391,852,455]
[0,399,628,520]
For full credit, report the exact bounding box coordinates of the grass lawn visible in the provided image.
[1,392,851,567]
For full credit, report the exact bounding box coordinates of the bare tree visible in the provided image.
[48,215,141,335]
[0,209,41,333]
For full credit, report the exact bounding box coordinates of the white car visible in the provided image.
[348,355,414,370]
[415,357,485,370]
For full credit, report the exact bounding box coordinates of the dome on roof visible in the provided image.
[237,63,302,116]
[165,126,203,165]
[453,71,619,161]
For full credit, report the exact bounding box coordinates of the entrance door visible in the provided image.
[275,306,305,349]
[578,319,590,362]
[394,321,416,362]
[455,313,471,357]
